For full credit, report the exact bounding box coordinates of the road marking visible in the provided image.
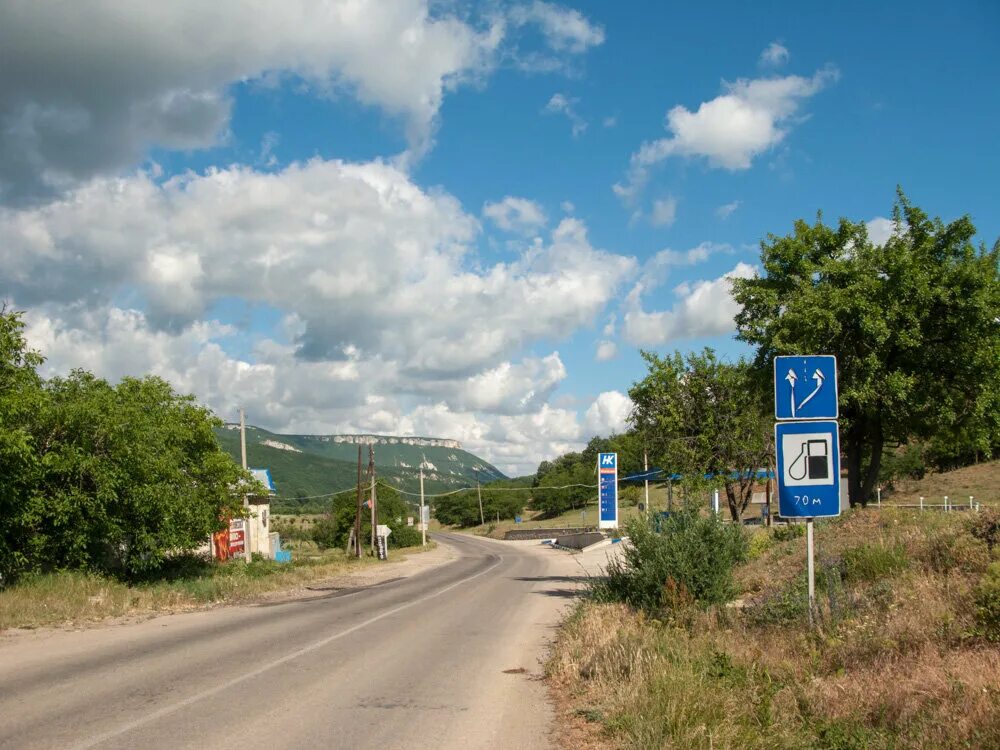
[70,550,504,750]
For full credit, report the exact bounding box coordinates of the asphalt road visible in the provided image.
[0,534,589,750]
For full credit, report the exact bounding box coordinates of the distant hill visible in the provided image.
[214,425,507,512]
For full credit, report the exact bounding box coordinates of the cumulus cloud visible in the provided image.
[483,196,547,235]
[583,391,632,436]
[614,67,838,202]
[622,262,757,346]
[759,42,790,67]
[0,1,512,201]
[543,93,587,137]
[866,216,899,246]
[0,1,607,203]
[6,157,638,475]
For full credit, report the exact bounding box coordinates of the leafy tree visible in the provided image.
[0,307,44,583]
[628,349,771,523]
[21,372,249,579]
[732,192,1000,505]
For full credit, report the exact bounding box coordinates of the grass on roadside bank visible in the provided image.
[547,508,1000,750]
[0,542,437,631]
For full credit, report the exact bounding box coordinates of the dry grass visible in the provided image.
[0,544,435,631]
[549,507,1000,749]
[886,459,1000,507]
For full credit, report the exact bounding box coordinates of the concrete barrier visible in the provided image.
[503,527,593,541]
[553,531,606,549]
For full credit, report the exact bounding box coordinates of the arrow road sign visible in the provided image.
[774,355,839,420]
[775,420,841,518]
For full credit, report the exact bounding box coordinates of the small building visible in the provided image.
[248,468,277,558]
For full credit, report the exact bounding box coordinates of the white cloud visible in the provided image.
[7,158,639,476]
[650,196,678,227]
[602,115,618,128]
[866,216,898,246]
[0,1,513,201]
[614,67,838,202]
[508,2,605,55]
[543,93,587,137]
[715,200,741,220]
[2,160,636,375]
[583,391,632,436]
[759,42,790,67]
[623,262,757,346]
[483,196,547,235]
[595,340,618,361]
[560,200,575,214]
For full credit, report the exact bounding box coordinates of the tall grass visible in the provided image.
[549,509,1000,749]
[0,549,381,630]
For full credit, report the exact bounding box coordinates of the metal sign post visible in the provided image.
[774,355,840,627]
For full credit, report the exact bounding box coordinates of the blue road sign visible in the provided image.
[775,420,841,518]
[598,452,618,529]
[774,355,839,420]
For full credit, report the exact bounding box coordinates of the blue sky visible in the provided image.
[2,1,997,475]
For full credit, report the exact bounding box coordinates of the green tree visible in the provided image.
[628,349,771,523]
[0,307,45,583]
[23,372,248,579]
[732,192,1000,505]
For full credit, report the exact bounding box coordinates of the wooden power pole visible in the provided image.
[368,443,377,553]
[476,470,485,526]
[353,445,363,557]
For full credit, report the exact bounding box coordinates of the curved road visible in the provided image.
[0,534,588,749]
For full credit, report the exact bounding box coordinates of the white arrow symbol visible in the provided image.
[785,369,797,417]
[796,369,825,411]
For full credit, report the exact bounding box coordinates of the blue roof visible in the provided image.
[249,468,277,493]
[620,468,774,483]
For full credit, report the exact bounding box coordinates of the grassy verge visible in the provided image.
[547,508,1000,749]
[0,543,436,631]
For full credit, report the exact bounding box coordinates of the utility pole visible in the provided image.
[643,450,650,514]
[353,445,363,557]
[239,409,250,563]
[476,470,485,526]
[419,465,427,547]
[368,443,377,553]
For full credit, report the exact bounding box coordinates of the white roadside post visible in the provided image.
[920,496,924,511]
[712,488,720,516]
[945,495,949,512]
[877,485,881,507]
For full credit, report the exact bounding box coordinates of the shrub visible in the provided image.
[748,531,774,560]
[840,542,908,583]
[974,561,1000,642]
[590,511,749,614]
[969,508,1000,552]
[389,524,423,548]
[311,516,341,550]
[771,523,805,542]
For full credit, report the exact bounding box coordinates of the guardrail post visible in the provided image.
[919,496,924,511]
[944,495,949,512]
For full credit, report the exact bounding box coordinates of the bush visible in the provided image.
[311,516,341,550]
[771,523,805,542]
[590,511,749,614]
[969,508,1000,552]
[840,542,908,583]
[974,561,1000,642]
[389,524,423,548]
